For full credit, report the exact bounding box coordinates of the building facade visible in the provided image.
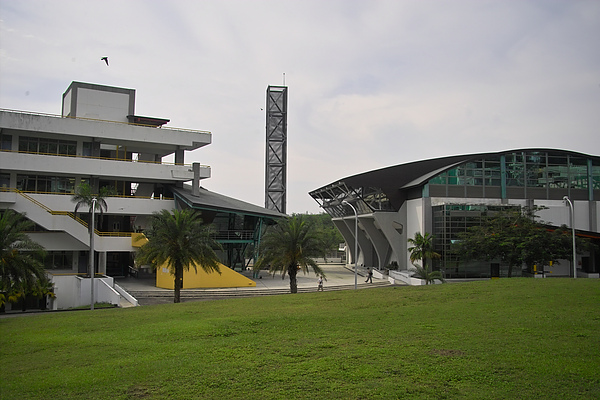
[1,82,283,309]
[310,149,600,279]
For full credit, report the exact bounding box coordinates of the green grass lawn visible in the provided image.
[1,278,599,399]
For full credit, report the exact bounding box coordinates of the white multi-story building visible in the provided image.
[1,81,283,309]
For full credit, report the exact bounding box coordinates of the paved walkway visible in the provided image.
[116,264,394,305]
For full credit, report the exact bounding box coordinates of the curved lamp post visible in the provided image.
[89,197,97,310]
[563,196,577,279]
[342,200,358,290]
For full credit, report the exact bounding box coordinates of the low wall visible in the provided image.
[49,274,125,309]
[389,270,426,286]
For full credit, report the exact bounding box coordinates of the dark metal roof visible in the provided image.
[127,115,170,127]
[172,185,286,220]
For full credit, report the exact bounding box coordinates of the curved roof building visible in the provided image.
[310,149,600,279]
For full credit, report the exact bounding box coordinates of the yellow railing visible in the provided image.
[1,188,173,201]
[6,188,134,238]
[0,148,210,169]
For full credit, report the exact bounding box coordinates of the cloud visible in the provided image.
[1,0,599,214]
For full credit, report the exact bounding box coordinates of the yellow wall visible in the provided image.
[156,262,256,289]
[131,233,148,247]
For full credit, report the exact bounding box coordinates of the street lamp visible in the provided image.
[563,196,577,279]
[342,200,358,290]
[89,197,97,310]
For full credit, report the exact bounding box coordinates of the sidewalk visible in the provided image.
[116,263,393,305]
[116,263,382,291]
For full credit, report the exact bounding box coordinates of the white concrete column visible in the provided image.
[98,252,107,275]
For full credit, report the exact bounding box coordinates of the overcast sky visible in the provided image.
[1,0,599,214]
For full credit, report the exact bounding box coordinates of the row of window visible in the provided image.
[1,174,149,197]
[0,134,94,157]
[429,152,599,190]
[15,175,86,194]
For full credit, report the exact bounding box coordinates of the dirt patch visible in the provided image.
[430,349,466,357]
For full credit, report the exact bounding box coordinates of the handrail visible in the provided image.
[2,187,174,201]
[0,107,211,135]
[0,148,210,169]
[6,188,134,237]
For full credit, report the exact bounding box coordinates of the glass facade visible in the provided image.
[432,204,521,278]
[427,151,598,201]
[427,150,600,277]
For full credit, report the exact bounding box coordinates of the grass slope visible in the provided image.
[1,279,599,399]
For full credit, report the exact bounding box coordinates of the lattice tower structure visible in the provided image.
[265,86,288,214]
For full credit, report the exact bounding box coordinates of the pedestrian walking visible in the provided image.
[317,275,324,291]
[365,268,373,283]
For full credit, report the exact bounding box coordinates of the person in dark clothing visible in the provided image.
[365,268,373,283]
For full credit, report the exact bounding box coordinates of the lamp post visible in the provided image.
[342,200,358,290]
[563,196,577,279]
[89,197,97,310]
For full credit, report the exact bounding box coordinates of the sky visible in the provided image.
[1,0,599,214]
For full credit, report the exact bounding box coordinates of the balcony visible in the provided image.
[0,150,210,183]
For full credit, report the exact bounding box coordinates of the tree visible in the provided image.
[254,215,327,294]
[409,264,446,285]
[0,210,51,309]
[71,183,115,232]
[135,208,222,303]
[407,232,441,268]
[302,213,344,254]
[453,206,590,277]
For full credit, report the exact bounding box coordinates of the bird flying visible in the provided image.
[101,57,109,66]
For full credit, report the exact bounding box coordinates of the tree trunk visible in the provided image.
[174,265,183,303]
[288,265,298,294]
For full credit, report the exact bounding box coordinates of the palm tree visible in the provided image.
[0,210,49,308]
[254,215,327,294]
[135,208,222,303]
[72,183,114,231]
[409,264,446,285]
[407,232,441,268]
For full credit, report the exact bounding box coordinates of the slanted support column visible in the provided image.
[361,217,388,269]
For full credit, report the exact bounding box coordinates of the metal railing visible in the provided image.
[4,188,134,237]
[214,230,256,241]
[2,188,173,201]
[0,108,211,134]
[0,147,210,168]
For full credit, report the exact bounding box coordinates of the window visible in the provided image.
[83,142,93,157]
[18,136,76,156]
[525,152,546,188]
[592,161,600,190]
[0,134,12,150]
[505,152,525,187]
[569,156,588,190]
[0,173,9,188]
[16,175,76,194]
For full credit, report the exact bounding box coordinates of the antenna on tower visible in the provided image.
[283,73,286,86]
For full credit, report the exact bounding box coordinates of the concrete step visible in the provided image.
[119,299,137,308]
[127,281,392,300]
